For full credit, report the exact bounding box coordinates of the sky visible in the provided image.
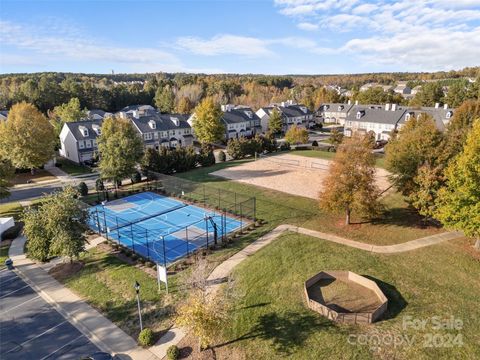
[1,0,480,75]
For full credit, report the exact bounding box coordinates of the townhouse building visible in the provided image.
[256,100,314,133]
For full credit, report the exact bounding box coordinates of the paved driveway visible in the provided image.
[0,268,101,359]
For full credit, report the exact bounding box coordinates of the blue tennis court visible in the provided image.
[88,192,244,265]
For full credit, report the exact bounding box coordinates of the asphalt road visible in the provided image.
[4,183,64,202]
[0,268,101,359]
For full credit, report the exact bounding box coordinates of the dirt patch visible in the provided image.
[211,153,390,200]
[176,332,246,360]
[49,261,85,281]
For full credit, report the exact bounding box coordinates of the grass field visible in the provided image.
[59,246,182,338]
[289,149,386,168]
[177,160,443,245]
[56,157,92,176]
[217,232,480,360]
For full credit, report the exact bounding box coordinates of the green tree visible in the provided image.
[319,134,382,225]
[191,97,225,144]
[435,120,480,250]
[97,117,144,187]
[385,114,443,196]
[268,108,283,134]
[444,80,468,108]
[0,158,14,200]
[176,96,193,114]
[410,82,444,106]
[50,97,88,141]
[0,102,55,172]
[23,187,89,262]
[154,86,175,113]
[328,128,344,149]
[53,97,87,122]
[285,125,309,145]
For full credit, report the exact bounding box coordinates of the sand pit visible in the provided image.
[210,153,390,200]
[305,271,388,324]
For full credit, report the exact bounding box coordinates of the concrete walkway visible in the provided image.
[8,236,159,360]
[45,165,75,183]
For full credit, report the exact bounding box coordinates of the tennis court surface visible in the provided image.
[89,192,244,265]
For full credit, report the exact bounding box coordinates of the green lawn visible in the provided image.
[289,149,386,169]
[56,157,92,176]
[177,161,443,246]
[220,232,480,359]
[60,246,183,338]
[0,202,23,220]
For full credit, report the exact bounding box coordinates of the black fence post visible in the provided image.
[130,224,135,251]
[162,235,167,267]
[145,229,150,260]
[95,208,101,233]
[103,211,108,240]
[205,217,209,249]
[186,226,189,257]
[240,203,243,233]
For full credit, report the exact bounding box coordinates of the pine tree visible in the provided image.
[191,97,224,144]
[268,108,283,134]
[154,86,175,113]
[319,133,382,225]
[435,120,480,250]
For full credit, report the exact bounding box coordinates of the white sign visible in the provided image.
[157,265,168,293]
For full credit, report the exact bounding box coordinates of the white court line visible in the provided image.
[5,320,69,354]
[0,284,30,299]
[0,294,40,314]
[39,333,84,360]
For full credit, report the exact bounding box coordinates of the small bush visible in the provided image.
[138,328,155,347]
[167,345,180,360]
[280,142,291,151]
[311,140,318,147]
[217,150,226,162]
[1,223,23,240]
[131,171,142,184]
[77,182,88,196]
[55,162,63,168]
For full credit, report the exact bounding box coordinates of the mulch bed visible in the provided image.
[49,261,85,281]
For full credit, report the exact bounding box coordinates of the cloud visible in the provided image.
[0,20,216,73]
[274,0,480,70]
[175,34,273,57]
[297,22,319,31]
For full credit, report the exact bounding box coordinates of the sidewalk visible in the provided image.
[8,236,159,360]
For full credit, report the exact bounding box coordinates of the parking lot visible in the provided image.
[0,267,101,359]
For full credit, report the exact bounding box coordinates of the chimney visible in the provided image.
[348,99,351,105]
[385,103,390,111]
[355,100,359,105]
[391,104,397,111]
[281,101,286,107]
[132,110,139,119]
[435,103,440,109]
[443,104,448,109]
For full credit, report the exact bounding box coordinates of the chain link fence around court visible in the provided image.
[87,173,256,267]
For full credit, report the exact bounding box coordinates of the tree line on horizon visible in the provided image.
[1,67,479,115]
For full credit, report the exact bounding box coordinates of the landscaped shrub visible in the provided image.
[138,328,155,347]
[95,178,104,192]
[312,140,318,147]
[198,145,216,167]
[166,345,180,360]
[279,142,291,151]
[131,171,142,184]
[217,150,226,162]
[1,223,23,240]
[77,182,88,196]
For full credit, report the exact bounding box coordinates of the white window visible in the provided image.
[446,111,452,119]
[79,141,84,149]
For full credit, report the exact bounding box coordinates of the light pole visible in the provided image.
[134,281,143,332]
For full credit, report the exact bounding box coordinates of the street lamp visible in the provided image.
[134,281,143,332]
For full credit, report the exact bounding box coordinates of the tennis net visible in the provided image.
[108,203,189,231]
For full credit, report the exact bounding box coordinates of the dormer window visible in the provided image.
[92,125,101,135]
[171,117,180,126]
[338,105,344,111]
[149,120,156,129]
[79,126,89,137]
[244,111,253,119]
[446,111,453,119]
[356,111,364,119]
[323,105,329,111]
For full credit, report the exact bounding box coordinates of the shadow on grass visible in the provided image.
[215,311,334,355]
[363,275,408,320]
